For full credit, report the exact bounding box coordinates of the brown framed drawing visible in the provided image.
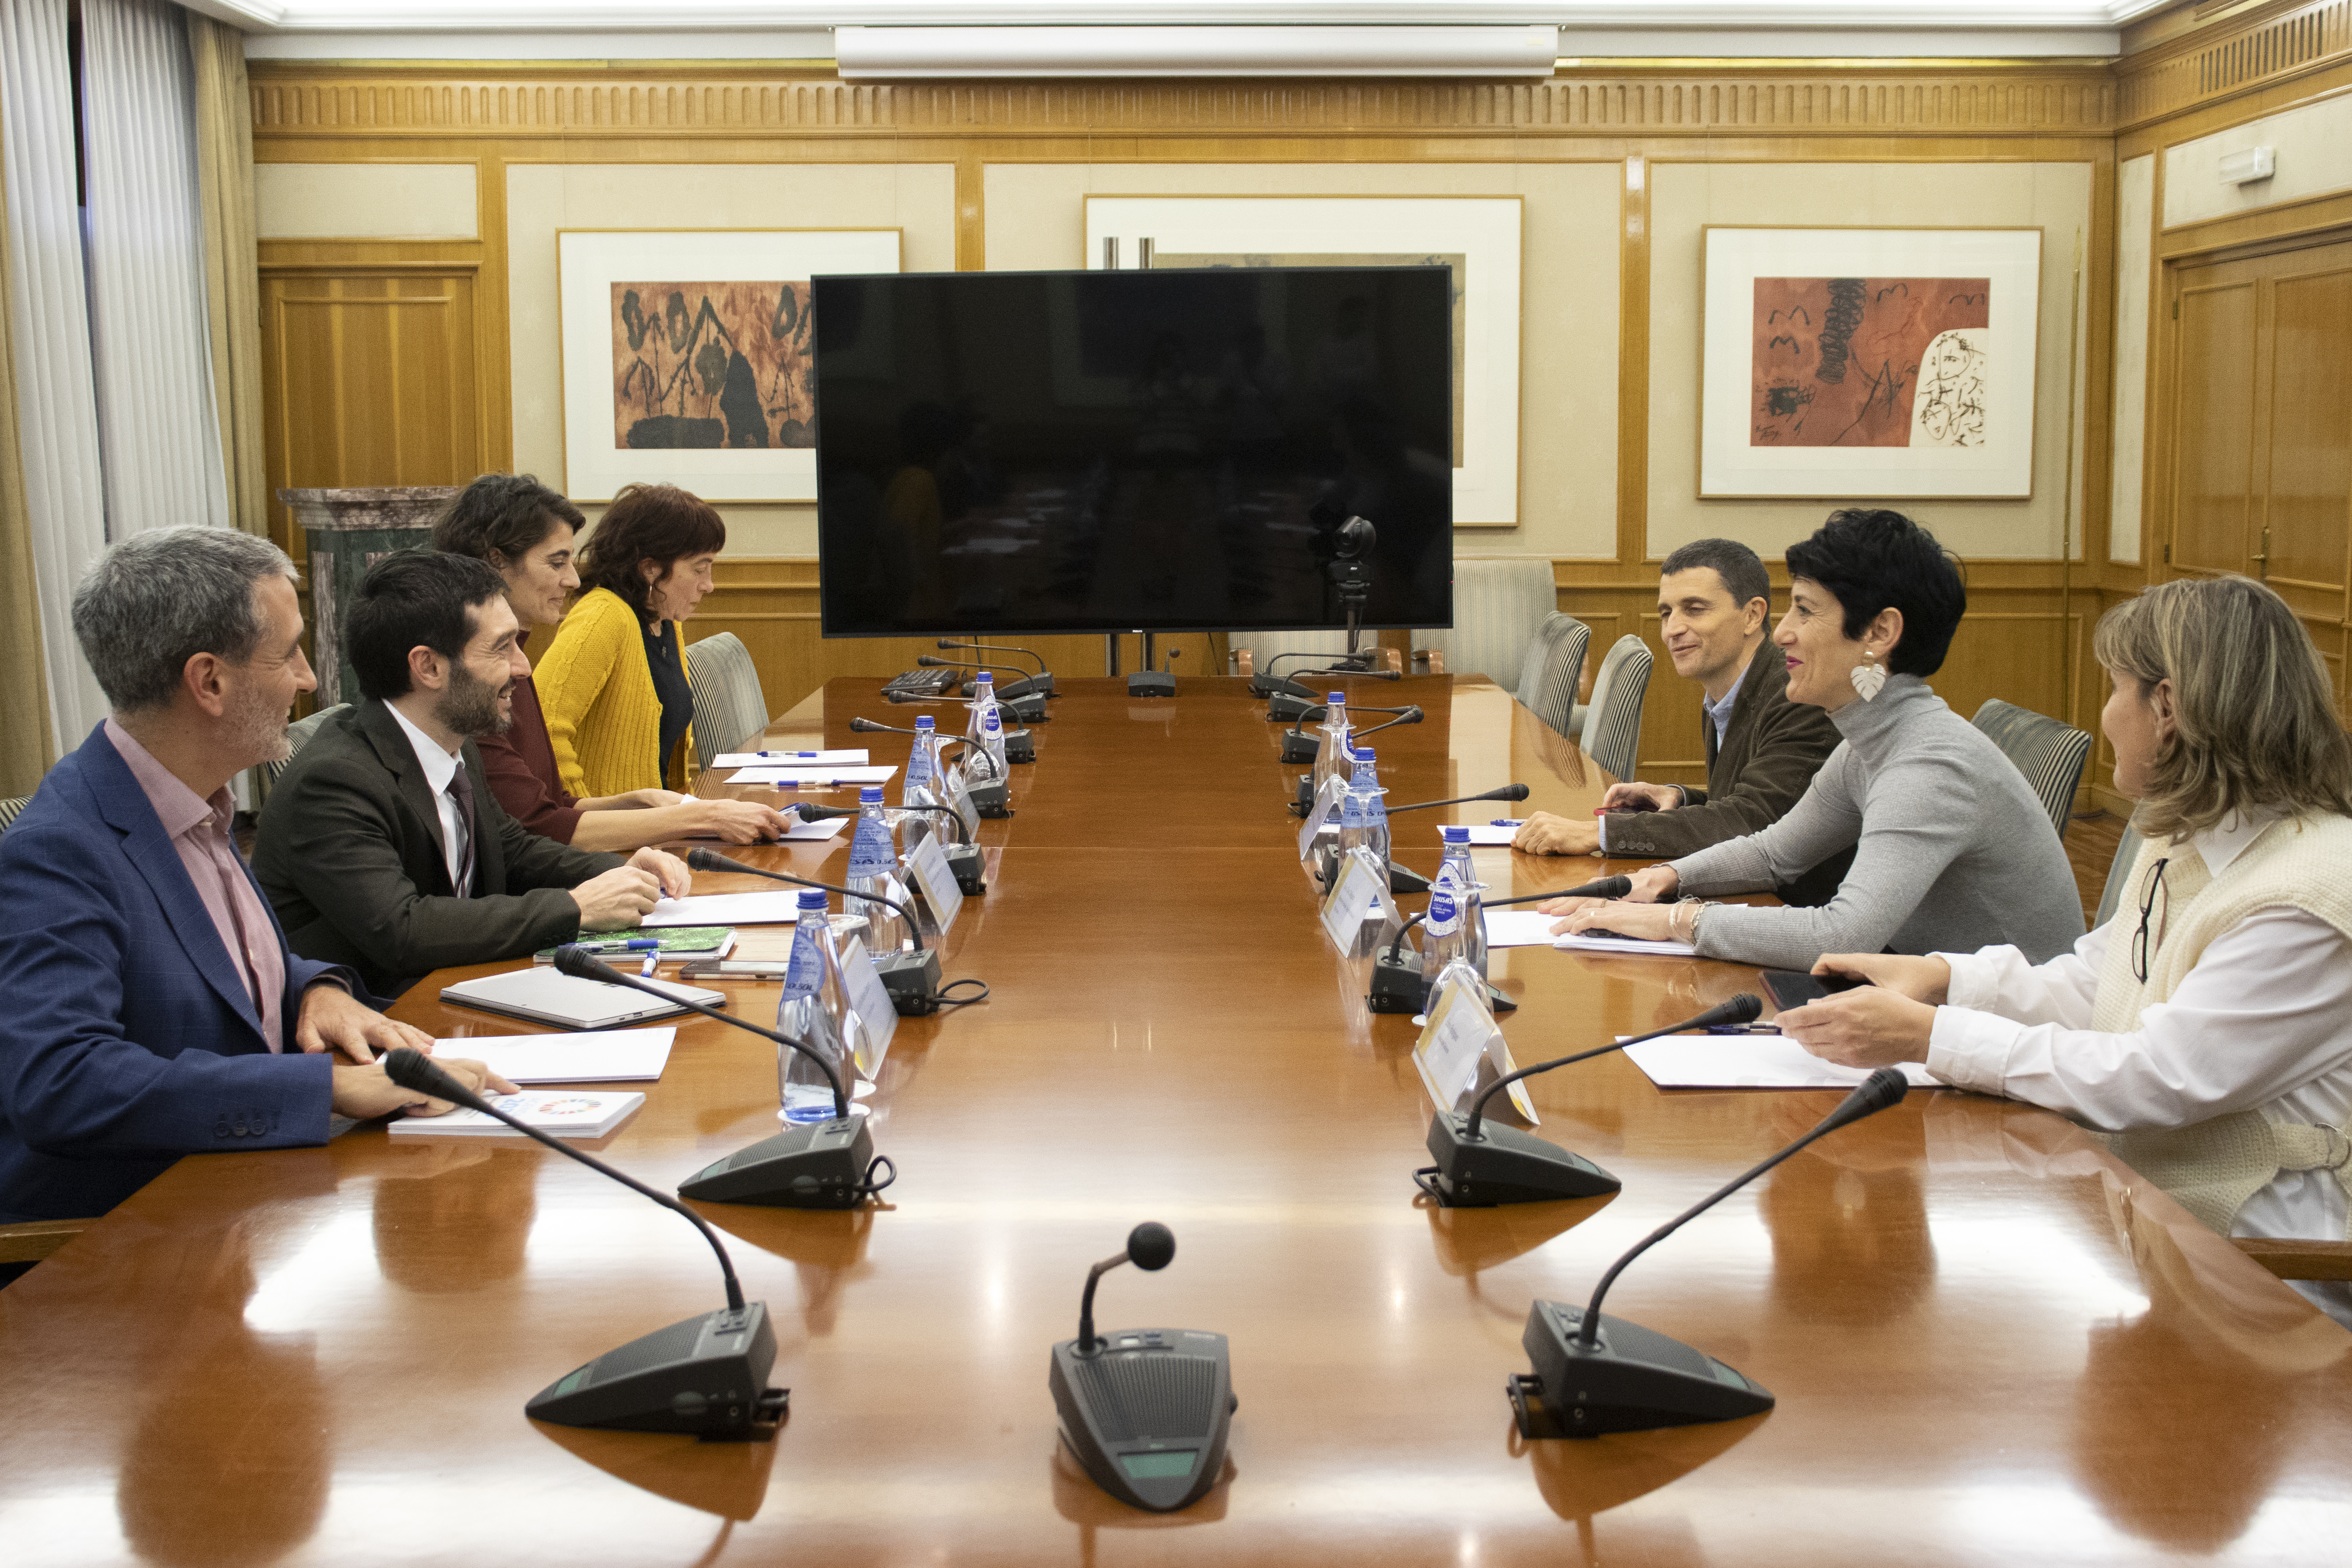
[558,228,901,503]
[1698,226,2042,500]
[1082,195,1522,527]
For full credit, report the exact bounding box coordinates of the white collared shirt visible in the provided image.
[1925,812,2352,1320]
[388,702,471,895]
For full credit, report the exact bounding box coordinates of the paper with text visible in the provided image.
[1623,1034,1939,1090]
[836,936,899,1080]
[902,832,964,935]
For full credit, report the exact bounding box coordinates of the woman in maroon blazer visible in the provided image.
[430,475,788,849]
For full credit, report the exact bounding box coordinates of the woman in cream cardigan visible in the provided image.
[535,483,725,799]
[1781,575,2352,1321]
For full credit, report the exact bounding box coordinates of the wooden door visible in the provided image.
[2162,239,2352,716]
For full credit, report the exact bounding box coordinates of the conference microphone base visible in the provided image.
[1126,671,1176,698]
[679,1117,877,1208]
[1416,1112,1619,1206]
[1387,862,1431,895]
[1280,730,1318,764]
[1290,775,1313,817]
[1004,729,1037,763]
[998,673,1054,699]
[970,780,1013,819]
[1049,1330,1236,1513]
[1512,1300,1773,1438]
[1368,957,1517,1015]
[526,1302,787,1440]
[944,843,988,895]
[1268,692,1319,722]
[1001,694,1049,724]
[877,949,944,1015]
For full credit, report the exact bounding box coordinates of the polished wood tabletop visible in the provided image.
[4,673,2349,1566]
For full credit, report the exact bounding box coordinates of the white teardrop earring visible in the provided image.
[1850,649,1886,703]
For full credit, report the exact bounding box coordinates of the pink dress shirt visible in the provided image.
[104,719,291,1051]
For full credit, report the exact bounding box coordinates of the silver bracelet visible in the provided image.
[1672,897,1707,944]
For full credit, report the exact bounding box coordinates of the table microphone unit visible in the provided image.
[682,848,944,1013]
[1513,1067,1911,1437]
[794,799,986,896]
[1047,1223,1237,1514]
[849,712,1031,773]
[1248,649,1380,698]
[1313,784,1531,895]
[382,1047,788,1437]
[1367,872,1629,1014]
[937,638,1053,697]
[1417,991,1760,1207]
[548,947,884,1209]
[914,657,1049,722]
[1280,702,1420,765]
[1127,645,1179,698]
[1268,668,1400,722]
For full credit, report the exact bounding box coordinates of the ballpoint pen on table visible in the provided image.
[572,937,659,953]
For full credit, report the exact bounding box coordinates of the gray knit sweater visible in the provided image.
[1668,674,2084,970]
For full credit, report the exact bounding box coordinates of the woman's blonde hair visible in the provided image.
[2092,574,2352,842]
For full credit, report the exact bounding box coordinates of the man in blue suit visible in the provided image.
[0,527,510,1237]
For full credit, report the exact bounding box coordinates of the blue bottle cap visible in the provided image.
[1353,746,1374,762]
[861,785,884,803]
[1441,825,1471,843]
[1327,691,1346,704]
[914,715,935,729]
[796,889,827,911]
[974,672,994,686]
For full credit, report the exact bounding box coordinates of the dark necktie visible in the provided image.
[445,766,478,898]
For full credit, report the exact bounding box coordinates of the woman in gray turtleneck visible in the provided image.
[1544,509,2083,971]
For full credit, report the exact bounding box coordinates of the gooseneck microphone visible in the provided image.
[683,847,945,1013]
[936,639,1052,696]
[1416,993,1764,1209]
[793,794,988,896]
[1047,1222,1237,1514]
[549,945,889,1210]
[850,712,1033,767]
[1268,670,1400,719]
[1368,874,1633,1012]
[382,1047,787,1437]
[1386,784,1532,814]
[914,657,1049,719]
[1279,700,1423,761]
[1514,1067,1912,1438]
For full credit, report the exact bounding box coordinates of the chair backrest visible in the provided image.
[1579,634,1654,781]
[261,704,352,789]
[1418,558,1557,687]
[1514,612,1590,737]
[685,632,771,770]
[0,796,28,836]
[2093,822,2145,929]
[1972,698,2093,843]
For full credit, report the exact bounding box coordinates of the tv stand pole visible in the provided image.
[1104,633,1122,677]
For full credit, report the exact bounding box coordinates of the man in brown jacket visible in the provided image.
[1513,538,1850,906]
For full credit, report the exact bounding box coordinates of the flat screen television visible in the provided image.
[812,266,1453,638]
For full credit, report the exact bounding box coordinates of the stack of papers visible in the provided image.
[710,749,868,768]
[390,1090,646,1139]
[435,1029,676,1084]
[1482,909,1562,948]
[728,764,897,786]
[1552,931,1698,957]
[1439,821,1524,847]
[642,891,806,927]
[1624,1034,1941,1090]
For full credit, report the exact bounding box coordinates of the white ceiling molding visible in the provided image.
[185,2,2181,36]
[835,24,1560,78]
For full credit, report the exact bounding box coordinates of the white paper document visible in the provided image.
[728,765,897,785]
[642,891,805,927]
[901,832,963,935]
[1623,1033,1941,1091]
[1441,821,1523,847]
[1552,931,1698,957]
[1411,970,1540,1124]
[1482,909,1560,948]
[1319,848,1388,949]
[390,1090,645,1140]
[780,815,850,842]
[710,749,868,768]
[439,1029,676,1084]
[836,936,899,1079]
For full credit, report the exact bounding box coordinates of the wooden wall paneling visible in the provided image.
[2119,0,2352,132]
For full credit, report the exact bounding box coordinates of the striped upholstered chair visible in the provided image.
[1413,558,1557,685]
[0,796,29,835]
[685,633,772,770]
[1514,612,1590,737]
[1972,698,2093,843]
[1578,634,1654,782]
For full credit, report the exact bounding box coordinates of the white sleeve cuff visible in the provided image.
[1939,949,2003,1012]
[1925,1005,2021,1095]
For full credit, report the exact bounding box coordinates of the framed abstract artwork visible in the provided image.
[1697,226,2043,499]
[1082,195,1523,526]
[558,228,901,503]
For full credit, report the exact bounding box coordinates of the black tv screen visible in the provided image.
[813,266,1454,637]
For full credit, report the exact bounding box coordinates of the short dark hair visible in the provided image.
[431,472,584,566]
[1659,537,1770,612]
[1783,509,1967,678]
[346,549,509,701]
[577,484,726,621]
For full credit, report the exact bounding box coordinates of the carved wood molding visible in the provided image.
[2119,0,2352,128]
[246,68,2116,142]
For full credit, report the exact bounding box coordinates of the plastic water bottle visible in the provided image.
[899,715,942,852]
[847,784,908,953]
[965,671,1009,783]
[1348,745,1390,868]
[1420,826,1490,987]
[1310,690,1352,796]
[777,889,852,1124]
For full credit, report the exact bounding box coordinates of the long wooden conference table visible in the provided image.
[5,673,2350,1566]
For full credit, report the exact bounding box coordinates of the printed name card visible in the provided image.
[1296,774,1350,861]
[1318,847,1387,950]
[901,831,965,937]
[1411,965,1539,1124]
[836,935,899,1080]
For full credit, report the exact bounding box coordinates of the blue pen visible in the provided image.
[757,750,823,759]
[574,937,659,953]
[1491,818,1524,828]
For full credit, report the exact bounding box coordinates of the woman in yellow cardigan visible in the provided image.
[535,483,725,798]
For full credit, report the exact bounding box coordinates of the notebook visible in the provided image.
[439,969,727,1029]
[533,927,735,963]
[434,1029,676,1084]
[389,1090,645,1140]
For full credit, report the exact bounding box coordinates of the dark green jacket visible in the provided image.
[1599,636,1852,907]
[255,700,623,996]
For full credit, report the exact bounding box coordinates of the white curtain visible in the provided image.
[0,0,110,745]
[79,0,230,538]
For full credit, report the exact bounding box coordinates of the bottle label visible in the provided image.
[780,926,824,999]
[1340,790,1364,831]
[1426,890,1458,933]
[906,743,933,789]
[982,708,1001,735]
[849,813,895,877]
